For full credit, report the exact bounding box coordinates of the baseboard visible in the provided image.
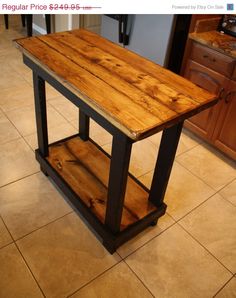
[32,23,47,35]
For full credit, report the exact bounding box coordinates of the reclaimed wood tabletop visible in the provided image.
[16,29,218,140]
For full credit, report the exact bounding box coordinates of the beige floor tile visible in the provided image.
[180,194,236,273]
[126,224,232,298]
[177,145,236,191]
[70,118,113,147]
[70,117,79,129]
[90,120,113,146]
[139,162,215,220]
[220,179,236,206]
[25,122,77,150]
[0,59,27,89]
[0,173,72,240]
[48,96,79,121]
[46,83,64,99]
[103,138,158,178]
[0,138,39,187]
[148,129,201,156]
[0,217,13,248]
[0,36,12,51]
[0,81,34,112]
[130,139,158,177]
[17,213,121,298]
[215,277,236,297]
[22,71,33,85]
[0,243,43,298]
[117,213,175,258]
[0,111,21,144]
[71,262,152,298]
[6,104,68,136]
[8,54,31,77]
[0,44,21,57]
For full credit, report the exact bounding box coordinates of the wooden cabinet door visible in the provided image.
[184,60,229,139]
[212,80,236,160]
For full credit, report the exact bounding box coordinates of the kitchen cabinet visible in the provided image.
[183,41,236,160]
[212,80,236,159]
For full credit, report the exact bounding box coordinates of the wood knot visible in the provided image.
[91,58,100,64]
[56,161,62,170]
[171,97,178,102]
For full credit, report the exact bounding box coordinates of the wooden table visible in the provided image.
[16,29,217,253]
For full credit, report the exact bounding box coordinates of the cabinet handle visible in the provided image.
[225,91,236,103]
[219,87,225,100]
[203,54,216,62]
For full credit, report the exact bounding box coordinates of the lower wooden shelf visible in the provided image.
[46,135,157,231]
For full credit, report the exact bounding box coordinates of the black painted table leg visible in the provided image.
[4,15,8,29]
[26,14,33,37]
[79,110,90,141]
[33,72,49,158]
[45,15,51,34]
[149,121,183,207]
[21,15,25,27]
[105,133,133,234]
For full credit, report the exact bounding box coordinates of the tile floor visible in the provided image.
[0,15,236,298]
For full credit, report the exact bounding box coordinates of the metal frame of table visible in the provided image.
[25,54,183,253]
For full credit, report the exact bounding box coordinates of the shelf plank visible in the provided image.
[46,136,157,231]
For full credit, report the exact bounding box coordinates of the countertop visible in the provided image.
[189,30,236,59]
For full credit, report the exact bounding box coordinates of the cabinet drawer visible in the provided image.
[191,42,235,77]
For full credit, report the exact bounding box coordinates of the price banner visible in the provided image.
[0,0,235,13]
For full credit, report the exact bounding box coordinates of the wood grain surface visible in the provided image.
[46,136,157,230]
[16,29,217,140]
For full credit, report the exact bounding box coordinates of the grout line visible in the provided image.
[14,242,46,298]
[166,211,177,223]
[216,178,236,207]
[46,94,79,127]
[177,222,234,275]
[0,215,45,296]
[176,142,200,157]
[175,159,218,192]
[0,241,15,251]
[15,210,74,242]
[220,192,236,208]
[176,149,236,193]
[124,259,155,298]
[0,171,40,189]
[0,135,22,146]
[119,221,177,259]
[173,191,218,222]
[175,143,201,158]
[66,259,124,298]
[0,217,15,241]
[0,214,14,248]
[213,275,235,297]
[1,109,28,139]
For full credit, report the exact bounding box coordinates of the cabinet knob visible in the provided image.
[225,91,236,103]
[219,87,225,100]
[202,55,216,62]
